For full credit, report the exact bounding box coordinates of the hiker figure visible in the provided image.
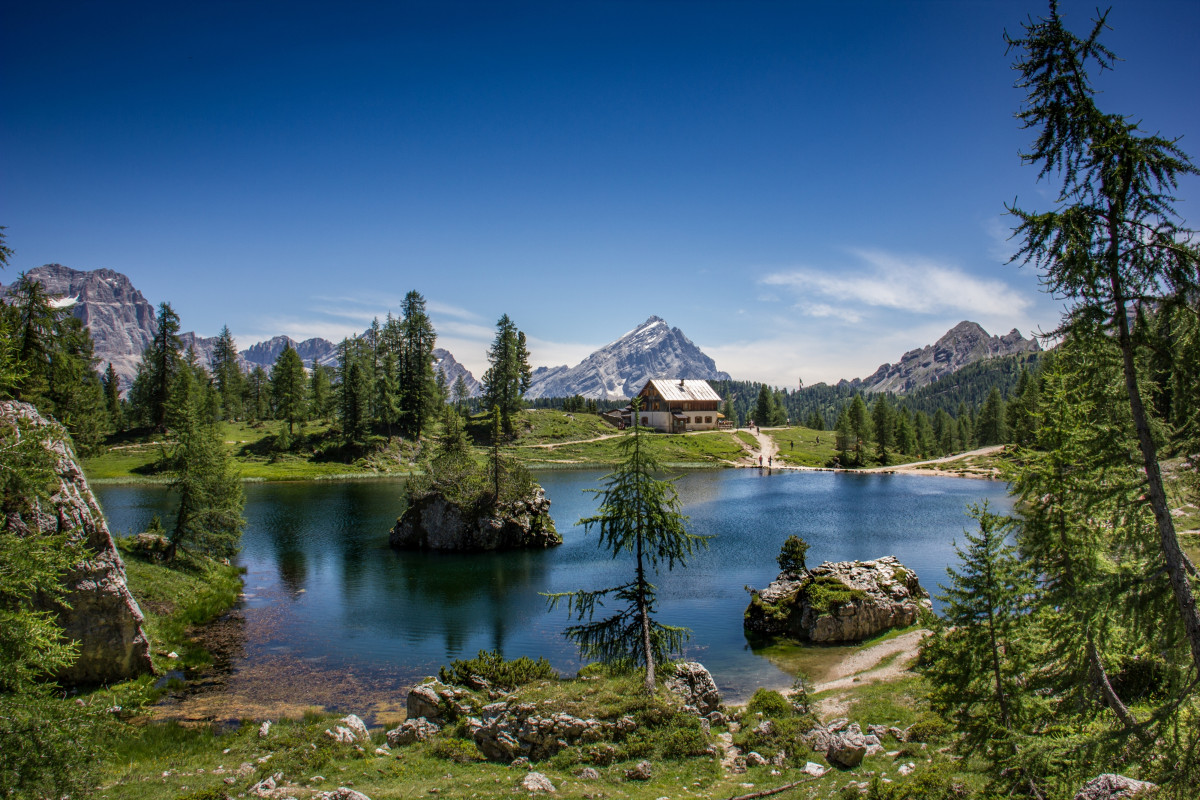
[758,455,763,467]
[768,456,773,467]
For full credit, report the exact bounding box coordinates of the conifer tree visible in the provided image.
[921,503,1036,786]
[164,364,244,559]
[398,292,437,439]
[211,325,243,421]
[975,387,1007,446]
[482,314,531,438]
[242,366,270,422]
[269,344,307,437]
[1008,1,1200,673]
[130,302,182,431]
[546,399,707,693]
[872,396,894,465]
[309,364,333,422]
[102,362,123,432]
[451,374,470,413]
[338,338,371,446]
[805,410,823,431]
[847,394,871,466]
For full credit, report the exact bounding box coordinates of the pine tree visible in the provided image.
[397,292,437,439]
[269,344,307,437]
[975,387,1007,446]
[834,409,853,465]
[211,325,243,421]
[921,503,1036,785]
[872,396,894,465]
[164,365,244,559]
[1007,1,1200,673]
[102,362,124,432]
[338,338,371,447]
[545,399,707,693]
[723,399,739,428]
[847,394,871,466]
[805,410,824,431]
[451,375,470,413]
[130,302,182,431]
[309,364,332,422]
[242,366,270,422]
[482,314,531,438]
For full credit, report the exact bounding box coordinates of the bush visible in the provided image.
[429,737,483,763]
[904,711,949,743]
[0,692,108,799]
[802,574,865,612]
[745,688,793,719]
[438,649,558,690]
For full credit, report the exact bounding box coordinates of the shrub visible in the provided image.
[429,737,483,763]
[904,711,949,743]
[745,688,793,719]
[802,574,865,612]
[438,649,557,690]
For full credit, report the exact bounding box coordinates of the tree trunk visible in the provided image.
[1108,254,1200,677]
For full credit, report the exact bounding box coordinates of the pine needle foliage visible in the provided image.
[545,400,708,693]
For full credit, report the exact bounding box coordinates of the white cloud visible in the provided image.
[762,249,1032,318]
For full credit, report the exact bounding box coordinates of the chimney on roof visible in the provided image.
[679,379,685,389]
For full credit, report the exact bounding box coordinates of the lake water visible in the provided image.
[94,469,1012,720]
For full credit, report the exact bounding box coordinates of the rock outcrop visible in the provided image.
[390,487,560,551]
[1,401,154,683]
[744,556,930,643]
[1073,774,1158,800]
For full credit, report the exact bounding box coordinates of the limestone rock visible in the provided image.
[665,662,721,715]
[1073,774,1158,800]
[471,702,608,762]
[1,401,154,684]
[576,767,600,780]
[390,487,560,551]
[316,789,373,800]
[826,724,868,768]
[744,556,931,643]
[521,772,556,793]
[624,760,653,781]
[801,762,828,777]
[387,717,441,746]
[324,714,369,745]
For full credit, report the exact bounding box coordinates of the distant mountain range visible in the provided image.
[2,264,1037,402]
[847,320,1041,395]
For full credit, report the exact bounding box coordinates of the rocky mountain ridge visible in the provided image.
[849,321,1041,395]
[525,316,731,400]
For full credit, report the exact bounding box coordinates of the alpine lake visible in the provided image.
[94,468,1013,725]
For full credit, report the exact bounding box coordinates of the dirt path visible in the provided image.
[861,445,1005,478]
[806,629,930,719]
[518,434,623,449]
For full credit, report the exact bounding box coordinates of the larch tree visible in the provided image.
[545,399,708,693]
[1007,0,1200,675]
[130,302,182,432]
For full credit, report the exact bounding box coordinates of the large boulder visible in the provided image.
[390,486,560,551]
[1,401,154,684]
[744,556,930,643]
[665,662,721,715]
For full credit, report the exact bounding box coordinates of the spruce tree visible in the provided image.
[975,387,1007,446]
[872,396,894,465]
[847,394,871,466]
[102,362,123,432]
[482,314,531,438]
[309,364,332,422]
[130,302,182,431]
[398,291,437,439]
[164,365,244,559]
[269,344,307,437]
[546,399,707,693]
[1008,1,1200,673]
[211,325,243,421]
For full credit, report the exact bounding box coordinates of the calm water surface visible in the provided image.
[94,469,1011,718]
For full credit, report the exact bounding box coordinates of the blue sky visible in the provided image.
[3,1,1198,386]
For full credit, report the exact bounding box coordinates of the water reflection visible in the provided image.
[95,469,1013,713]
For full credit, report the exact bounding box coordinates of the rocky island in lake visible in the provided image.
[745,555,931,643]
[389,422,560,551]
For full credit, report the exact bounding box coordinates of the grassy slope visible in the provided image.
[96,659,981,800]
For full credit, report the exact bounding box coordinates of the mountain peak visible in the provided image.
[525,316,728,400]
[857,320,1040,394]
